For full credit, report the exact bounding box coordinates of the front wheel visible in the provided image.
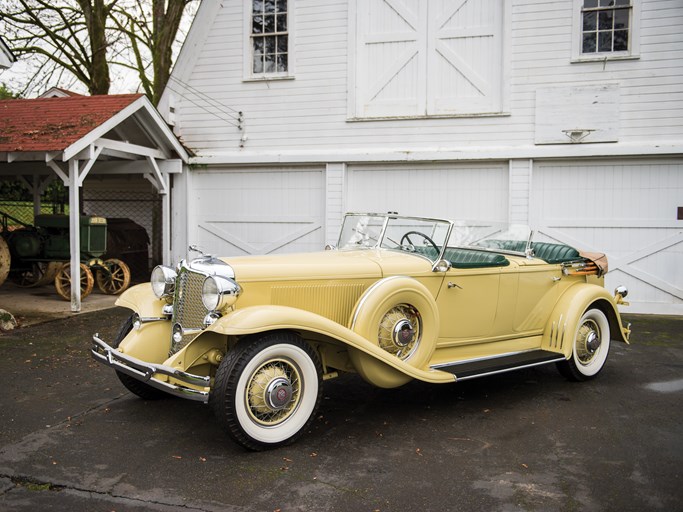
[210,331,322,451]
[557,308,611,381]
[54,263,94,300]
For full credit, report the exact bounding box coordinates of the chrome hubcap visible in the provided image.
[265,377,293,410]
[576,319,601,364]
[392,318,416,347]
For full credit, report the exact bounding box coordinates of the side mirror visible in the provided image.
[433,259,451,272]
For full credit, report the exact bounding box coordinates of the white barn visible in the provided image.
[159,0,683,315]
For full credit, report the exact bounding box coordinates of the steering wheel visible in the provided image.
[400,231,440,256]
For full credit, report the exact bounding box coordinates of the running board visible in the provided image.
[431,350,566,382]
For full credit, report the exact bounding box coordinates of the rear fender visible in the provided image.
[203,305,454,387]
[542,283,630,358]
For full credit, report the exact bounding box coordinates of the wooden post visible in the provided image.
[68,159,81,312]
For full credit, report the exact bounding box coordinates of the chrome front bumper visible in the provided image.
[91,334,210,403]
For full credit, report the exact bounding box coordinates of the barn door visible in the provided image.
[428,0,503,115]
[355,0,426,117]
[353,0,503,118]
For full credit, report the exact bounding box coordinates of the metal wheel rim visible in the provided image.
[377,304,422,360]
[245,358,302,427]
[576,319,601,365]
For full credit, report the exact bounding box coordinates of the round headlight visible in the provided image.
[202,275,241,311]
[151,265,177,299]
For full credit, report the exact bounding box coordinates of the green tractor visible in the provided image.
[0,211,131,300]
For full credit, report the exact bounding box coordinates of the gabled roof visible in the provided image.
[39,87,85,99]
[0,94,143,152]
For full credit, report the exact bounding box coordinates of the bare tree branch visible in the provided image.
[0,0,198,102]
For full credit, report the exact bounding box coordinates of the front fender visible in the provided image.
[542,283,630,358]
[115,282,166,318]
[205,305,454,386]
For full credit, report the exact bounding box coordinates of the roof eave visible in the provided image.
[62,95,189,163]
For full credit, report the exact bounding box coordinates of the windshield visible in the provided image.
[338,214,452,261]
[449,221,532,253]
[338,214,533,261]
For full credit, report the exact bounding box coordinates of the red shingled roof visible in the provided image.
[0,94,143,152]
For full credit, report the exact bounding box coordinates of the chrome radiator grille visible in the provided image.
[170,268,209,354]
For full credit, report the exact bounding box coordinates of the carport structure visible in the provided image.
[0,94,188,311]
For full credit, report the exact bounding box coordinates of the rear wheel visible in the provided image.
[54,263,94,300]
[557,308,611,381]
[96,258,131,294]
[0,237,9,287]
[112,315,168,400]
[13,261,61,288]
[210,331,322,451]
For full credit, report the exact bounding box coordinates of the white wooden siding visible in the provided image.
[345,163,509,221]
[508,159,532,224]
[161,0,682,156]
[189,168,325,256]
[530,159,683,315]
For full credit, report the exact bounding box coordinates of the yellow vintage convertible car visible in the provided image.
[92,213,631,450]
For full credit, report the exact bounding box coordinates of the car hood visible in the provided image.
[218,249,429,282]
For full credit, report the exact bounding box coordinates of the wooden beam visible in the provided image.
[94,137,166,159]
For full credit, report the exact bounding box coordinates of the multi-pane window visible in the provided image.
[251,0,288,74]
[581,0,631,54]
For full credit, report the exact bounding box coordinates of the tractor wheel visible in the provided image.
[55,263,94,301]
[13,261,61,288]
[0,237,9,288]
[96,258,131,295]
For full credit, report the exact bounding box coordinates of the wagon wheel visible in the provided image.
[12,261,61,288]
[0,237,9,288]
[96,258,131,295]
[54,263,94,301]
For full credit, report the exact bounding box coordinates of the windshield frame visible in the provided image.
[337,213,454,267]
[337,213,537,265]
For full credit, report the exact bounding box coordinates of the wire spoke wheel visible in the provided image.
[54,262,94,301]
[96,258,131,294]
[377,303,422,360]
[245,358,302,426]
[210,332,322,451]
[557,308,611,381]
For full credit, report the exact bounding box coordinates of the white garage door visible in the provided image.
[190,167,325,256]
[346,163,509,221]
[531,159,683,315]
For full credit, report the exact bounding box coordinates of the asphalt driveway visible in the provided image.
[0,309,681,511]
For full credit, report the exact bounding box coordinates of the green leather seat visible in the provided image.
[475,239,580,264]
[530,242,580,264]
[444,248,510,269]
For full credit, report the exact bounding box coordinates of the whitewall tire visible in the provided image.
[557,308,611,381]
[210,331,322,451]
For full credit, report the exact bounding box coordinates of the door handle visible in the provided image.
[447,281,463,289]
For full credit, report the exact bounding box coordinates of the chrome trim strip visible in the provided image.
[430,348,540,370]
[349,275,407,330]
[91,334,210,403]
[138,316,168,323]
[454,357,566,382]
